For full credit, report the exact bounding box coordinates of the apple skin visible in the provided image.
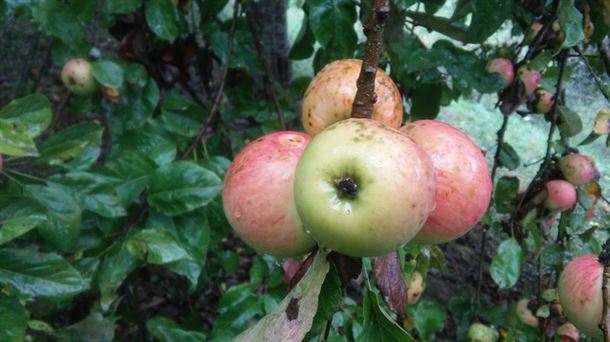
[400,120,492,244]
[556,323,579,341]
[467,323,498,342]
[544,180,576,212]
[61,58,98,95]
[527,88,554,113]
[518,67,542,95]
[516,298,539,327]
[223,131,316,257]
[301,59,403,136]
[559,153,597,185]
[486,58,514,84]
[558,255,603,340]
[294,118,436,257]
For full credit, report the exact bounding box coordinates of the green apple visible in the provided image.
[467,323,498,342]
[293,118,436,257]
[61,58,98,96]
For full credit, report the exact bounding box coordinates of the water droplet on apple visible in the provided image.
[304,229,312,235]
[234,209,242,219]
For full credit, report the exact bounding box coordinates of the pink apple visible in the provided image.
[557,323,579,341]
[222,131,315,257]
[559,153,598,185]
[518,66,542,95]
[558,255,603,340]
[544,180,577,211]
[301,59,403,135]
[516,298,539,327]
[400,120,492,244]
[486,58,514,84]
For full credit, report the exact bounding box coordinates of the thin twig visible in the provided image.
[575,46,610,102]
[244,5,286,130]
[352,0,390,119]
[180,80,206,106]
[179,1,239,160]
[599,239,610,342]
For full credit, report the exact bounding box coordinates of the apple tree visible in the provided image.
[0,0,608,340]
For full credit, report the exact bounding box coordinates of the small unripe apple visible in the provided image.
[558,255,603,340]
[518,66,542,95]
[400,120,492,244]
[544,180,577,212]
[223,131,316,257]
[294,119,436,257]
[407,271,424,304]
[556,323,579,341]
[301,59,403,135]
[467,323,498,342]
[61,58,98,95]
[527,88,554,113]
[516,298,539,327]
[486,58,514,84]
[559,153,598,185]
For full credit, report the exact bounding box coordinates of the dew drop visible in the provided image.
[234,209,242,219]
[304,229,312,235]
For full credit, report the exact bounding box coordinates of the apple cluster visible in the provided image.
[223,59,492,258]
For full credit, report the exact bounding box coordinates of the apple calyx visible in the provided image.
[335,176,358,199]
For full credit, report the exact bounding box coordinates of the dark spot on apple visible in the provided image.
[335,176,358,200]
[286,297,299,321]
[68,77,77,86]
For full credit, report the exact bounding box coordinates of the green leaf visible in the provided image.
[289,13,316,60]
[557,105,583,138]
[235,250,330,342]
[91,60,124,88]
[148,161,222,216]
[145,0,179,41]
[58,313,115,342]
[0,295,28,342]
[24,183,82,252]
[160,93,206,138]
[0,248,86,298]
[490,238,523,289]
[542,243,564,266]
[357,287,414,342]
[305,264,342,339]
[411,82,442,120]
[97,241,139,310]
[147,317,206,342]
[0,119,39,157]
[493,176,519,214]
[498,142,521,170]
[409,300,447,341]
[118,77,160,130]
[31,0,86,45]
[37,122,103,170]
[558,0,585,48]
[307,0,357,51]
[0,93,52,138]
[127,228,191,264]
[99,151,158,206]
[211,284,265,340]
[466,0,513,43]
[0,216,45,245]
[115,120,176,166]
[106,0,141,13]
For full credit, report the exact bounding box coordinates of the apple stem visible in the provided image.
[351,0,390,119]
[335,177,358,200]
[599,239,610,342]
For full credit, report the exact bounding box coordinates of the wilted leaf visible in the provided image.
[234,250,330,342]
[490,238,523,289]
[373,251,408,316]
[0,248,86,298]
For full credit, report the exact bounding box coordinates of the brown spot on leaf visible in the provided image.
[286,297,299,321]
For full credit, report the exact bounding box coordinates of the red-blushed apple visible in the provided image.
[558,255,603,340]
[223,131,316,257]
[559,153,598,185]
[486,58,514,84]
[61,58,98,95]
[407,271,425,304]
[544,180,577,211]
[400,120,492,244]
[516,298,539,327]
[518,66,542,95]
[301,59,403,135]
[467,323,498,342]
[557,323,579,341]
[527,88,554,113]
[294,119,436,257]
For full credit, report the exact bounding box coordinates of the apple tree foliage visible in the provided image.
[0,0,609,340]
